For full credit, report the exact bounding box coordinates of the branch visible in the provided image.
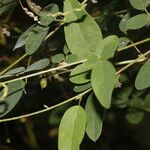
[0,54,27,76]
[0,88,92,123]
[117,37,150,52]
[116,50,150,75]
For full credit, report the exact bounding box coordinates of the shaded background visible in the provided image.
[0,0,150,149]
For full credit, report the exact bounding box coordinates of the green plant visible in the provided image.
[0,0,150,149]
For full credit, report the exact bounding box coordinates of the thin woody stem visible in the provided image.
[0,88,92,123]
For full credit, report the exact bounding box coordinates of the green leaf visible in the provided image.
[63,44,70,55]
[125,14,149,30]
[25,58,50,72]
[119,13,131,32]
[51,54,65,64]
[135,59,150,90]
[116,86,132,100]
[96,35,119,60]
[113,86,132,108]
[91,60,116,109]
[85,93,103,142]
[58,106,87,150]
[118,37,130,48]
[64,0,102,57]
[73,83,91,93]
[64,54,78,63]
[70,55,99,84]
[0,80,25,117]
[39,3,59,26]
[125,110,144,124]
[0,0,14,16]
[129,98,144,109]
[70,64,90,84]
[13,25,36,50]
[49,103,71,126]
[129,0,149,10]
[25,25,49,55]
[5,67,25,75]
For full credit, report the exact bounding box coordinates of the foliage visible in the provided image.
[0,0,150,149]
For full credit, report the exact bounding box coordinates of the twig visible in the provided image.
[0,54,28,76]
[0,88,92,123]
[117,37,150,52]
[116,50,150,75]
[3,59,87,84]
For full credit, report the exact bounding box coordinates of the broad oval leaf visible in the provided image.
[91,60,116,109]
[39,3,59,26]
[49,103,71,126]
[70,56,99,84]
[0,80,25,117]
[73,82,91,93]
[119,13,131,32]
[70,64,90,84]
[135,59,150,90]
[63,44,70,55]
[5,67,25,75]
[64,0,102,57]
[85,93,103,142]
[64,54,78,63]
[58,106,87,150]
[118,37,130,48]
[51,54,65,64]
[125,14,149,30]
[96,35,119,60]
[13,25,36,50]
[125,110,144,124]
[25,25,49,55]
[25,58,50,72]
[129,0,149,10]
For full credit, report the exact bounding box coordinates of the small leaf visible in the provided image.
[64,0,102,57]
[63,44,70,55]
[85,93,103,142]
[70,64,90,84]
[129,0,149,10]
[58,106,87,150]
[5,67,25,75]
[64,54,78,63]
[25,25,49,55]
[116,86,132,100]
[91,60,116,109]
[13,25,36,50]
[49,103,71,126]
[135,59,150,90]
[0,80,25,117]
[125,110,144,124]
[73,83,91,93]
[96,35,119,59]
[25,58,50,72]
[118,37,130,48]
[70,56,99,84]
[51,54,65,64]
[0,0,14,16]
[119,13,131,32]
[39,3,59,26]
[125,14,149,30]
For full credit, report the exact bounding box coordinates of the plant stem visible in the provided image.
[0,88,92,123]
[0,53,28,76]
[3,59,87,84]
[115,58,147,65]
[116,50,150,75]
[117,37,150,52]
